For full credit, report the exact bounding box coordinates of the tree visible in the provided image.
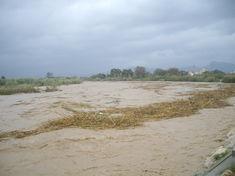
[211,69,225,75]
[154,69,167,76]
[167,68,180,75]
[134,66,146,78]
[122,69,134,78]
[110,68,122,77]
[179,70,188,76]
[0,76,6,85]
[46,72,54,78]
[91,73,106,79]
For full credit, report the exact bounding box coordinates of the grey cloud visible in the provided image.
[0,0,235,77]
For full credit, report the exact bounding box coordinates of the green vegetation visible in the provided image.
[0,77,81,95]
[0,85,39,95]
[213,151,229,161]
[0,85,235,139]
[222,74,235,83]
[0,77,81,87]
[89,66,235,83]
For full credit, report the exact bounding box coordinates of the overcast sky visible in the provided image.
[0,0,235,77]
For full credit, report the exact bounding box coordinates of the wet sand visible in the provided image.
[0,81,234,176]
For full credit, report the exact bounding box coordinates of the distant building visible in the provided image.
[188,71,194,76]
[188,68,207,76]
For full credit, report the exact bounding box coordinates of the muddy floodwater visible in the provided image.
[0,81,234,176]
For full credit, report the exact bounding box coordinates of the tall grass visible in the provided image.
[0,77,81,95]
[0,77,81,86]
[0,85,39,95]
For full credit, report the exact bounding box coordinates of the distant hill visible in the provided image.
[182,65,202,72]
[205,61,235,73]
[183,61,235,73]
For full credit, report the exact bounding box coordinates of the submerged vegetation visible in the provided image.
[0,85,235,140]
[89,67,235,83]
[0,77,81,95]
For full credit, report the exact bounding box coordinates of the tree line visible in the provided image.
[89,66,235,83]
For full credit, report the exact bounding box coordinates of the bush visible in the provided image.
[222,75,235,83]
[0,79,6,86]
[0,85,39,95]
[0,77,81,95]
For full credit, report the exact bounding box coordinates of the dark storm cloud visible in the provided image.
[0,0,235,77]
